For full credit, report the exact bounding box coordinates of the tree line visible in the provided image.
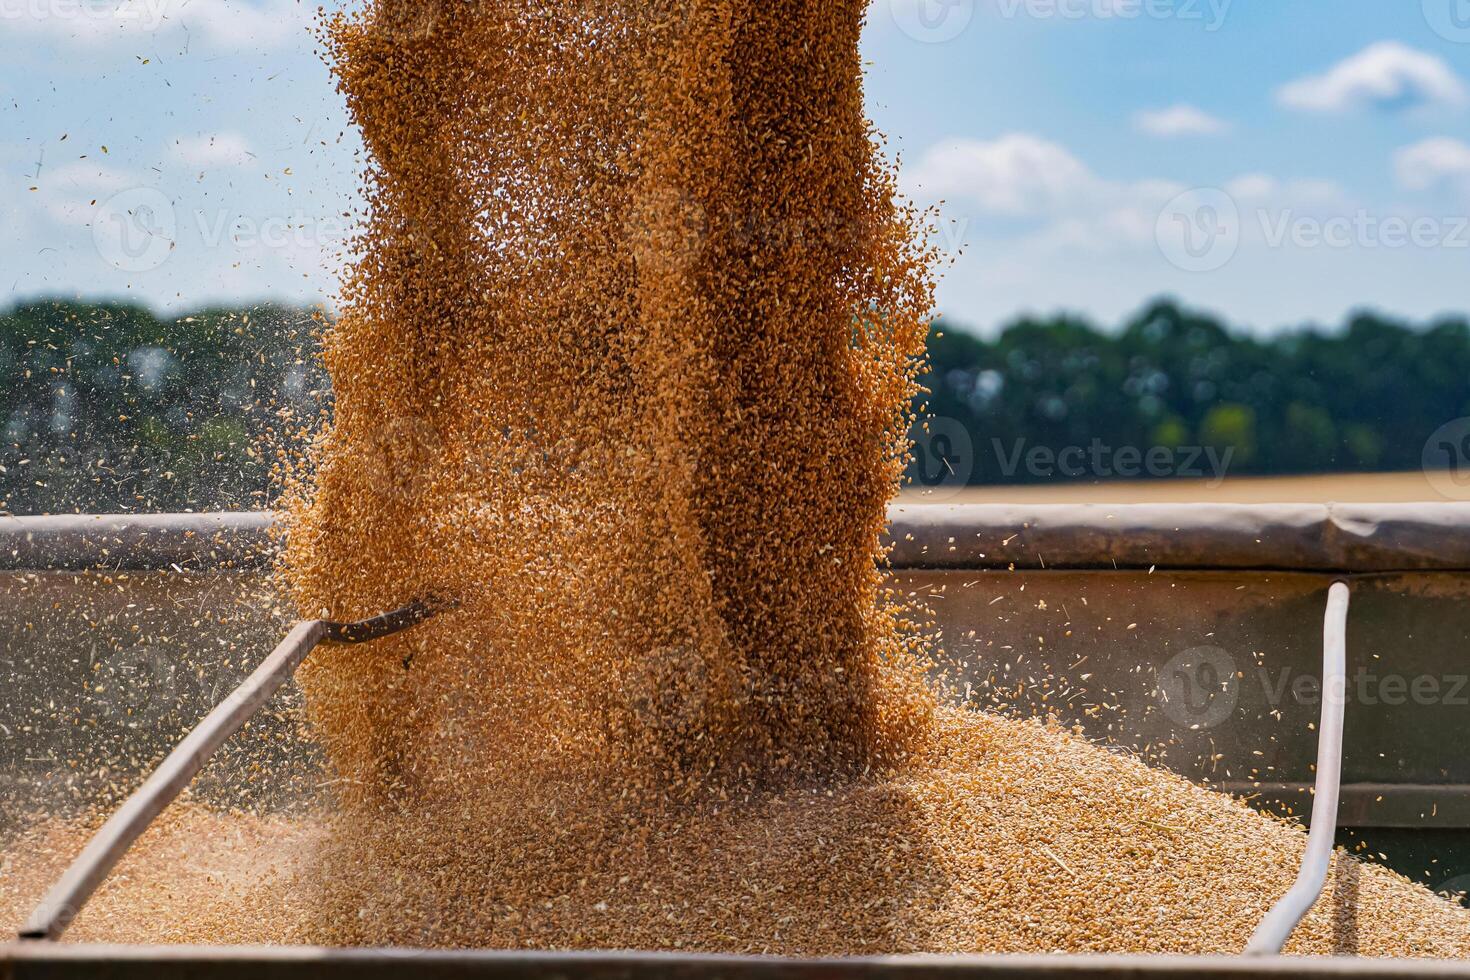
[913,299,1470,489]
[3,297,1469,514]
[0,299,327,515]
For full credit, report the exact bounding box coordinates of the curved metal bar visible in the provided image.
[323,595,457,644]
[1244,581,1351,955]
[17,601,450,942]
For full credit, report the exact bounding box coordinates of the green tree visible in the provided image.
[1199,403,1257,469]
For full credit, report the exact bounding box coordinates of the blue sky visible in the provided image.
[4,1,1470,335]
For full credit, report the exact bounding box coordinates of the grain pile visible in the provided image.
[7,0,1470,958]
[7,710,1470,955]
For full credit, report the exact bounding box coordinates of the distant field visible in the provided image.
[897,471,1455,505]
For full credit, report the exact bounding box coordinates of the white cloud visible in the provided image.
[1277,42,1468,114]
[172,132,255,169]
[0,189,35,251]
[34,162,139,225]
[1223,173,1277,201]
[905,133,1198,252]
[905,132,1351,264]
[1395,137,1470,195]
[1133,104,1228,138]
[907,141,1385,334]
[3,0,311,50]
[1223,174,1345,208]
[905,133,1103,216]
[176,0,311,47]
[42,161,135,192]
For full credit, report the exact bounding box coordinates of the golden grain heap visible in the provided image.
[7,0,1470,958]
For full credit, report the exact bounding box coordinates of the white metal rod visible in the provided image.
[18,620,329,941]
[1244,580,1351,954]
